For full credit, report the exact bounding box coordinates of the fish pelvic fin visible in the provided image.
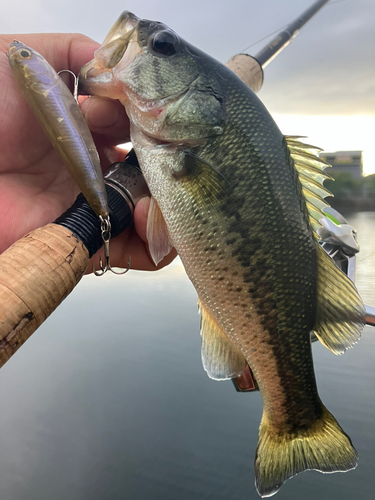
[285,136,332,237]
[255,406,358,498]
[146,196,173,265]
[198,299,246,380]
[315,244,365,354]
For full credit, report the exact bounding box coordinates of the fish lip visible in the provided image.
[78,28,144,97]
[102,11,139,47]
[78,12,142,96]
[77,62,117,97]
[93,11,140,70]
[77,61,104,95]
[77,73,90,95]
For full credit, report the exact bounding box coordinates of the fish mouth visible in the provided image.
[78,11,193,141]
[78,11,141,97]
[95,11,139,70]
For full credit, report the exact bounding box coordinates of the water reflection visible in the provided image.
[0,214,374,500]
[346,212,375,304]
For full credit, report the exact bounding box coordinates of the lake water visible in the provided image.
[0,212,374,500]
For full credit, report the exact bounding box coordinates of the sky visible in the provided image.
[2,0,375,173]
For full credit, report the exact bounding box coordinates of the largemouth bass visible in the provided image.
[79,12,366,497]
[8,41,109,219]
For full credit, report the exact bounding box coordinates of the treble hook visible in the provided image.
[93,215,131,276]
[57,69,78,102]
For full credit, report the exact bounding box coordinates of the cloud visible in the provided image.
[1,0,374,116]
[256,0,375,114]
[0,0,58,34]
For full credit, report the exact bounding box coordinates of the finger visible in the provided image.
[87,228,177,274]
[45,33,99,75]
[87,196,177,273]
[80,96,130,144]
[1,33,99,75]
[94,141,129,171]
[132,196,178,269]
[133,196,151,243]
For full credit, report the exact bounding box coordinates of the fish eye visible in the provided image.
[19,49,31,59]
[150,30,178,57]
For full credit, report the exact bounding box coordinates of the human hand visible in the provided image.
[0,33,176,271]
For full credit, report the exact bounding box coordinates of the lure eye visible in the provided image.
[150,30,178,57]
[19,49,31,59]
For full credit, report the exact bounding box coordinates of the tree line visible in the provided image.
[325,173,375,198]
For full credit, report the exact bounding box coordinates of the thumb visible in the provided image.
[80,96,130,145]
[133,196,150,243]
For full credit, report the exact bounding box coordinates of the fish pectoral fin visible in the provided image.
[199,299,246,380]
[146,196,173,266]
[173,150,227,207]
[255,406,358,498]
[314,244,365,355]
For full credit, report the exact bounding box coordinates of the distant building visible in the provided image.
[319,151,363,179]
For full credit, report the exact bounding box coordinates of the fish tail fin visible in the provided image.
[254,406,358,497]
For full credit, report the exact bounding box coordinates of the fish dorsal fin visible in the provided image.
[285,136,333,237]
[314,244,365,354]
[198,299,246,380]
[146,196,173,266]
[173,151,227,208]
[286,136,365,352]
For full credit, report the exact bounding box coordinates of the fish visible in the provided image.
[8,40,109,219]
[78,11,366,497]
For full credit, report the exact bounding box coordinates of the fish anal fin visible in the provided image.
[199,299,246,380]
[314,244,365,355]
[255,405,358,498]
[146,197,173,266]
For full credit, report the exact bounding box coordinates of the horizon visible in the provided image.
[1,0,374,173]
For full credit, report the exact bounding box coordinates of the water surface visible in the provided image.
[0,213,374,500]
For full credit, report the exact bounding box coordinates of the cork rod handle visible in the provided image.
[0,224,89,368]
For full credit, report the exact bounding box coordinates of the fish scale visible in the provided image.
[140,85,321,427]
[79,11,365,497]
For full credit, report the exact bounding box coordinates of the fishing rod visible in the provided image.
[255,0,331,67]
[226,0,331,92]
